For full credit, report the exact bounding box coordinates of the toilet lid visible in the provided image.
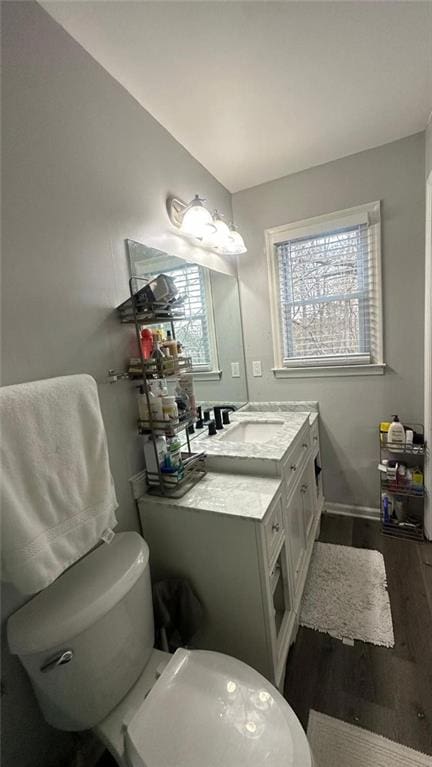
[125,648,312,767]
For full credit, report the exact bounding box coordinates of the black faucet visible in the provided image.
[195,406,204,429]
[208,419,217,436]
[213,407,224,430]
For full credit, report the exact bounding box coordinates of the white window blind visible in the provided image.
[272,204,382,368]
[166,263,215,370]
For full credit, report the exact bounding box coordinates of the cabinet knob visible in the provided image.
[272,522,280,533]
[300,484,308,494]
[313,436,318,442]
[302,443,308,449]
[290,464,297,471]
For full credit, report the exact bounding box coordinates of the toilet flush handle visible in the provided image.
[40,649,73,673]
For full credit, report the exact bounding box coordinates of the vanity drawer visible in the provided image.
[283,423,311,488]
[310,418,320,452]
[263,494,284,567]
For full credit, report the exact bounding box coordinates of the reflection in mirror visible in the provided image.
[126,240,248,408]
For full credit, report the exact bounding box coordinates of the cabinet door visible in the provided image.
[267,537,295,688]
[299,459,317,544]
[285,482,306,593]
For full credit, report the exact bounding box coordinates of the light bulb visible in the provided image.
[205,211,231,251]
[226,228,247,255]
[181,195,214,239]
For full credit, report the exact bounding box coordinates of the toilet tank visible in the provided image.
[7,532,154,731]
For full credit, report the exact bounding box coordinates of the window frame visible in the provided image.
[266,201,385,378]
[135,255,220,375]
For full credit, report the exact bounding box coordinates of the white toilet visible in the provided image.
[7,531,314,766]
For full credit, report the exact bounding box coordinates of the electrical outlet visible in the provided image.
[252,360,262,377]
[231,362,240,378]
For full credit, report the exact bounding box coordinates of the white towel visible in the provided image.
[0,374,118,594]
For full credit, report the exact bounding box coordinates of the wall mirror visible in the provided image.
[127,239,248,407]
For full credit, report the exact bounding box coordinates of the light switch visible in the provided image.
[231,362,240,378]
[252,360,262,377]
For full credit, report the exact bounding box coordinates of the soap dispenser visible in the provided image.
[388,415,405,451]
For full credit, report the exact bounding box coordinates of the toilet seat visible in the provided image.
[125,648,312,767]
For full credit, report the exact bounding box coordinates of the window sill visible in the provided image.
[192,369,223,381]
[273,363,386,379]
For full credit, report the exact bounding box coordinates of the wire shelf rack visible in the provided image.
[146,451,207,498]
[380,480,425,498]
[128,355,193,379]
[379,422,426,542]
[114,274,206,497]
[137,413,194,437]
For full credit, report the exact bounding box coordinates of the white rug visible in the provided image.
[307,710,432,766]
[300,542,394,647]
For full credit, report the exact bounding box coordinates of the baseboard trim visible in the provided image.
[325,502,380,522]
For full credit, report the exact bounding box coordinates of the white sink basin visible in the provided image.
[219,420,284,444]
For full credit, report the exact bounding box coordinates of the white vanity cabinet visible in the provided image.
[135,412,324,691]
[138,480,295,690]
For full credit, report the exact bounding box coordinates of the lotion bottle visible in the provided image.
[388,415,405,451]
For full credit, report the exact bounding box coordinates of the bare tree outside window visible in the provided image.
[277,224,370,362]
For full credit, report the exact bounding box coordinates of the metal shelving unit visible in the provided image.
[113,275,206,498]
[379,426,426,541]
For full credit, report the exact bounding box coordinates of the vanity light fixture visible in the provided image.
[227,224,247,255]
[166,194,247,255]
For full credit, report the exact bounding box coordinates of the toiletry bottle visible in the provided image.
[379,422,391,445]
[137,386,150,425]
[381,492,393,523]
[143,435,167,474]
[158,379,168,397]
[151,339,165,362]
[394,497,406,522]
[397,463,407,487]
[162,395,178,422]
[163,435,184,476]
[405,429,414,446]
[388,415,405,451]
[149,388,163,424]
[412,467,424,489]
[163,330,178,359]
[151,328,164,349]
[140,328,153,359]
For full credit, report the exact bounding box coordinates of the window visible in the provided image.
[167,263,217,371]
[140,259,218,372]
[266,202,384,376]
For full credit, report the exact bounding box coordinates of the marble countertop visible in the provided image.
[194,410,310,462]
[240,401,319,427]
[239,400,319,413]
[138,471,281,521]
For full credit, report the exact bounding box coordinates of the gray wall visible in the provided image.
[233,133,425,509]
[1,3,232,765]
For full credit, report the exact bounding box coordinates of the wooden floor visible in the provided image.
[284,513,432,756]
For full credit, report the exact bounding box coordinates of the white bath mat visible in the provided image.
[307,710,432,766]
[300,542,394,647]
